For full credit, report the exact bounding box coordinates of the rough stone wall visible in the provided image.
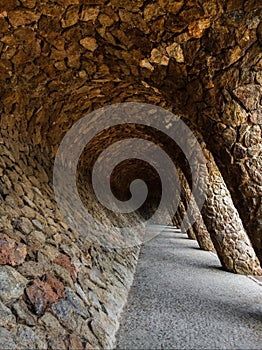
[0,0,260,259]
[0,135,140,349]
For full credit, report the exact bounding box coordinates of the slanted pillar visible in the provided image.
[177,167,215,252]
[200,149,261,275]
[178,201,196,240]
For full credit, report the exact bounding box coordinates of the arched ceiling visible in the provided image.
[0,0,261,258]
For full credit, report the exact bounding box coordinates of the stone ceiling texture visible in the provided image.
[0,0,261,349]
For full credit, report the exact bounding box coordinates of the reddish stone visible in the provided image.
[0,236,11,265]
[0,234,27,266]
[45,273,65,299]
[26,278,59,316]
[54,253,77,282]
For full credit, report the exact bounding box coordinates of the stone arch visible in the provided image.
[0,0,261,348]
[1,0,260,260]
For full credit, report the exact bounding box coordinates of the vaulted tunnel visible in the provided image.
[0,0,261,349]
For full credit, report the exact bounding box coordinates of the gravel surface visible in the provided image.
[115,227,262,350]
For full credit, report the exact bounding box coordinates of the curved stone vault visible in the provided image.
[0,0,261,349]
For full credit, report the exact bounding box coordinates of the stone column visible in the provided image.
[172,214,180,228]
[135,0,262,264]
[177,167,215,252]
[200,148,261,275]
[178,201,197,240]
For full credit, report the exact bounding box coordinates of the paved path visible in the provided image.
[115,227,262,349]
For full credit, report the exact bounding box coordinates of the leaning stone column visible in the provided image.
[178,201,197,240]
[135,1,262,267]
[173,211,182,228]
[177,167,215,252]
[200,149,262,275]
[172,213,180,228]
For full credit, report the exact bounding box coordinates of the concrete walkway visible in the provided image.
[115,227,262,349]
